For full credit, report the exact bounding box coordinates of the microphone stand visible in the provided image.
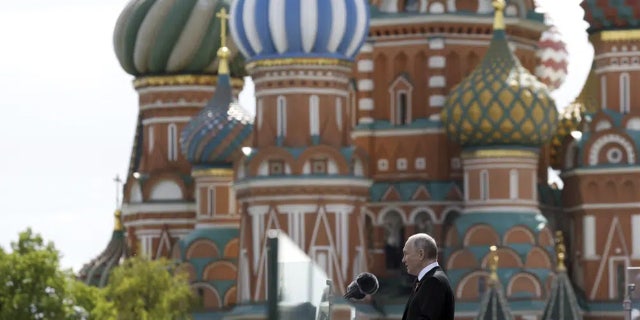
[326,279,333,320]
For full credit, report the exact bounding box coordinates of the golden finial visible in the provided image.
[114,209,123,231]
[555,230,567,272]
[215,7,231,75]
[492,0,506,31]
[489,245,499,284]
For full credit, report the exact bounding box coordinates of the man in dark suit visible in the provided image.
[401,233,455,320]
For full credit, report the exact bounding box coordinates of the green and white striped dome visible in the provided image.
[114,0,243,76]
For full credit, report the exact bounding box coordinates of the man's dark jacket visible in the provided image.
[401,266,455,320]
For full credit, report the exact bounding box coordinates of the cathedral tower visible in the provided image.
[229,0,371,301]
[440,1,559,317]
[113,0,244,258]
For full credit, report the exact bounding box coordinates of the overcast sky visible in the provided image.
[0,0,591,271]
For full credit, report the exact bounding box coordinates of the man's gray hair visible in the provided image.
[410,233,438,260]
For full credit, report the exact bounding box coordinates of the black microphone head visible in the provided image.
[355,272,379,295]
[344,280,366,300]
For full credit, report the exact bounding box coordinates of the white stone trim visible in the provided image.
[141,116,191,125]
[357,60,374,72]
[588,134,636,165]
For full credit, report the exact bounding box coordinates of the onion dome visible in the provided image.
[77,210,129,287]
[229,0,369,61]
[542,231,583,320]
[582,0,640,33]
[441,0,558,147]
[550,102,583,169]
[113,0,244,76]
[477,246,514,320]
[535,26,568,91]
[180,9,253,165]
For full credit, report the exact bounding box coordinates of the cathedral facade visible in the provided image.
[78,0,640,319]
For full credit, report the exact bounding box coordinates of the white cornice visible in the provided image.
[122,202,196,215]
[234,177,372,192]
[564,202,640,213]
[561,166,640,178]
[351,127,444,138]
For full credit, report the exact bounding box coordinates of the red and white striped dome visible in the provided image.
[535,26,569,91]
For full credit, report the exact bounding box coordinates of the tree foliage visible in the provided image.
[101,256,195,320]
[0,228,96,320]
[0,229,194,320]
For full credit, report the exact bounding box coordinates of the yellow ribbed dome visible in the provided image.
[441,1,558,147]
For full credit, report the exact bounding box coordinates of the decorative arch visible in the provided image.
[481,247,523,268]
[464,224,500,246]
[203,261,237,281]
[379,209,405,270]
[377,207,408,225]
[446,249,479,270]
[588,133,637,166]
[149,179,183,200]
[295,145,350,175]
[247,146,296,176]
[409,207,437,225]
[503,226,535,245]
[224,286,238,306]
[456,271,490,300]
[537,227,554,247]
[186,239,219,259]
[224,238,240,258]
[388,74,413,125]
[191,283,221,309]
[524,247,552,269]
[622,179,636,201]
[129,181,142,202]
[429,1,445,13]
[442,208,461,247]
[507,272,542,298]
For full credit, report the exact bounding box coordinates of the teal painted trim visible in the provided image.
[186,1,229,73]
[148,0,198,73]
[353,118,443,131]
[122,0,158,75]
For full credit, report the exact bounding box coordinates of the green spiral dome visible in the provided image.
[113,0,243,77]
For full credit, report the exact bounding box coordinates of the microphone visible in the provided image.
[344,272,379,300]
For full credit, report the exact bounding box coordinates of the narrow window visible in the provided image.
[148,125,154,152]
[509,169,518,199]
[208,187,216,216]
[168,123,178,161]
[397,92,408,125]
[480,170,489,200]
[277,96,287,137]
[309,95,319,136]
[601,75,607,110]
[620,73,630,113]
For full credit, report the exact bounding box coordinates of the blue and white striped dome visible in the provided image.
[229,0,369,61]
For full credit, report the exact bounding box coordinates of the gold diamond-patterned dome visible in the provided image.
[441,1,558,147]
[550,102,583,169]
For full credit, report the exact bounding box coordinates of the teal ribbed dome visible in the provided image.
[113,0,243,76]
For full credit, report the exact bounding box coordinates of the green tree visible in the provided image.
[0,228,100,319]
[101,256,194,320]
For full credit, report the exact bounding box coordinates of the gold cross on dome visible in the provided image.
[216,8,230,48]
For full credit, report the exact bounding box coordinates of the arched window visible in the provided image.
[167,123,178,161]
[383,211,404,270]
[414,211,433,235]
[620,73,630,113]
[257,98,263,129]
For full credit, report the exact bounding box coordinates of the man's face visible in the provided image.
[402,239,423,276]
